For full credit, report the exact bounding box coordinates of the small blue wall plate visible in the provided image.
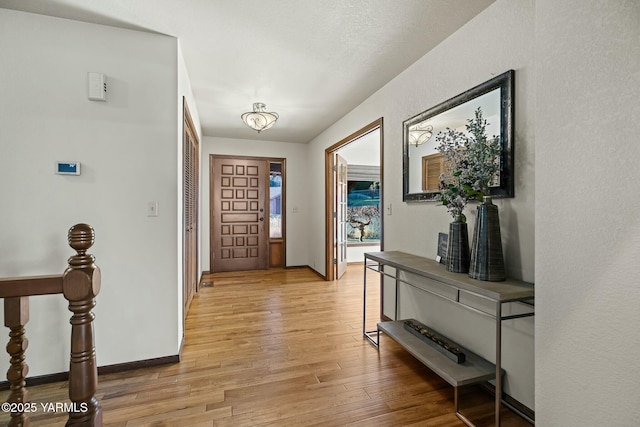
[55,161,81,175]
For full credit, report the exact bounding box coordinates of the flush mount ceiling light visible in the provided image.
[409,123,433,147]
[241,102,279,133]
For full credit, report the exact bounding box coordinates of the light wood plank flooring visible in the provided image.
[1,265,531,426]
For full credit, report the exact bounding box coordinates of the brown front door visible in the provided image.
[211,156,269,272]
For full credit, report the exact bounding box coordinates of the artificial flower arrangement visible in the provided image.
[435,107,501,220]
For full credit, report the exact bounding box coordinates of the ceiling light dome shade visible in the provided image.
[241,102,279,133]
[409,123,433,147]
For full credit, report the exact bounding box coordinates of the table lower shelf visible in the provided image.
[378,320,503,388]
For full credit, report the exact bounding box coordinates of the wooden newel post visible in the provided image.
[4,297,30,427]
[62,224,102,426]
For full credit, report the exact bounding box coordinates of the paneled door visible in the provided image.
[211,156,269,272]
[335,153,348,279]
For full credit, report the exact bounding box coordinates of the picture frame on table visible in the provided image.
[437,232,448,264]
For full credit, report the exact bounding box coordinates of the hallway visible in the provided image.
[1,265,528,426]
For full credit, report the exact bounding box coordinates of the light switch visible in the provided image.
[386,204,392,215]
[147,201,159,217]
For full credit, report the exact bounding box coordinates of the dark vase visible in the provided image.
[446,215,470,273]
[469,195,506,281]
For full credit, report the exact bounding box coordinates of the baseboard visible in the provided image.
[98,355,180,375]
[480,382,535,424]
[0,355,180,391]
[200,271,211,288]
[304,265,327,280]
[179,335,185,359]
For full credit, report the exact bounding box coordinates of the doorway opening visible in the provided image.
[324,118,383,281]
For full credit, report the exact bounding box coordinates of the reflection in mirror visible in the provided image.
[408,122,433,147]
[403,70,514,202]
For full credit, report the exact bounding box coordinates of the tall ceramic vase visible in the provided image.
[469,195,506,281]
[446,215,470,273]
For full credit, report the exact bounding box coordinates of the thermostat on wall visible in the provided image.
[55,161,81,175]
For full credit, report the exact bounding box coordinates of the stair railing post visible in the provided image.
[62,224,102,426]
[4,296,30,427]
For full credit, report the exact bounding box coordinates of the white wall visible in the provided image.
[535,1,640,425]
[337,130,380,167]
[201,137,309,270]
[307,0,535,409]
[0,10,183,375]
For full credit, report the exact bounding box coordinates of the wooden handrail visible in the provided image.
[1,223,102,426]
[0,275,63,298]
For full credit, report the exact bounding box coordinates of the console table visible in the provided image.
[363,251,534,427]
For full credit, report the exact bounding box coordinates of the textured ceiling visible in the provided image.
[0,0,494,143]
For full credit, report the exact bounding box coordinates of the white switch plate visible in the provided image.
[386,204,392,215]
[147,201,159,217]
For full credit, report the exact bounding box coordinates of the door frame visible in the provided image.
[324,118,384,281]
[268,159,287,268]
[182,98,199,316]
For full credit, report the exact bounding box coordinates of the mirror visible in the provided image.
[403,70,514,202]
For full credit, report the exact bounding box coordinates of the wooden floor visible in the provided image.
[1,265,532,426]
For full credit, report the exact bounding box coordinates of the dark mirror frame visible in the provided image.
[402,70,515,202]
